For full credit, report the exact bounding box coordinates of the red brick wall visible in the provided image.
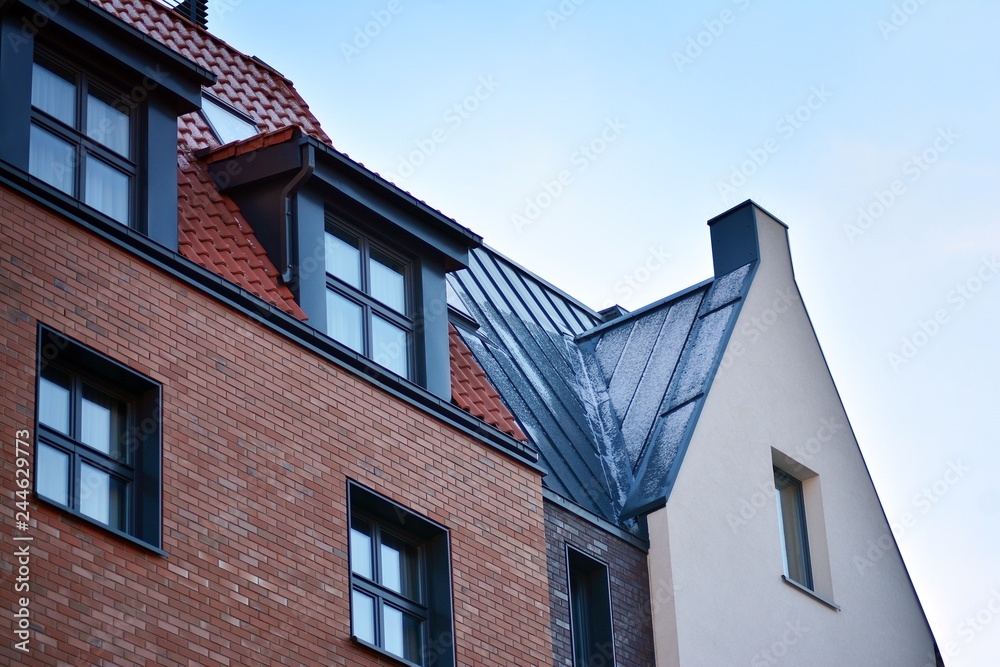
[0,187,553,666]
[543,501,655,667]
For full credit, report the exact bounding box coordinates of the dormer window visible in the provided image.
[201,94,258,145]
[325,219,413,379]
[29,55,135,226]
[0,0,213,251]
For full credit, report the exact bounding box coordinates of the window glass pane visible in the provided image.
[38,375,70,434]
[383,605,422,662]
[369,252,405,313]
[81,385,123,459]
[36,442,69,506]
[85,156,129,224]
[31,62,76,125]
[29,125,75,194]
[87,94,130,156]
[380,532,419,599]
[326,290,363,353]
[371,316,408,377]
[80,463,126,529]
[775,469,811,588]
[351,589,376,644]
[325,229,361,288]
[202,95,258,145]
[350,521,373,580]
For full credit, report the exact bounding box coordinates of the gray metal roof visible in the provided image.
[449,246,755,528]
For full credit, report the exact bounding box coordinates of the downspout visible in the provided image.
[279,140,315,285]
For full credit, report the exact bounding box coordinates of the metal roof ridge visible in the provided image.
[576,276,715,342]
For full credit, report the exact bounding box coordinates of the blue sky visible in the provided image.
[207,1,999,663]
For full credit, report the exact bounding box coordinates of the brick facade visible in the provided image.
[543,500,655,667]
[0,188,553,665]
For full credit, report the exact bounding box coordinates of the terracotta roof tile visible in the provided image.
[88,0,316,319]
[450,325,528,443]
[177,155,306,320]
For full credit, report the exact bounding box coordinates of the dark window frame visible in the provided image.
[566,545,616,667]
[774,466,813,590]
[34,326,163,553]
[347,481,453,667]
[30,47,139,228]
[325,216,416,379]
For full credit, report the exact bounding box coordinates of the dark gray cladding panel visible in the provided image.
[701,261,754,314]
[622,402,698,518]
[452,245,755,528]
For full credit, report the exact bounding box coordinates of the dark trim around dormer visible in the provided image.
[0,165,540,472]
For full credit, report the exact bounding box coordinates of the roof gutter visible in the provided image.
[279,141,315,284]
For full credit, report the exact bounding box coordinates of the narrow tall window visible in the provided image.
[348,483,454,667]
[29,54,135,226]
[35,328,161,549]
[326,220,413,378]
[774,467,813,589]
[567,547,615,667]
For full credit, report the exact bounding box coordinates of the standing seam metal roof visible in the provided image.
[450,246,756,527]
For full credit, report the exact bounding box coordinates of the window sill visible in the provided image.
[36,495,166,557]
[781,575,840,611]
[351,635,424,667]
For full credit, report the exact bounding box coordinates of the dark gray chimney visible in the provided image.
[171,0,208,28]
[707,200,760,276]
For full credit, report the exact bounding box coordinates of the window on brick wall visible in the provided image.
[326,219,414,379]
[35,327,162,551]
[348,482,453,667]
[567,546,616,667]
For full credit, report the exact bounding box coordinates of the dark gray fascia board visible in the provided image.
[305,136,482,258]
[15,0,214,111]
[543,488,649,551]
[0,166,540,473]
[207,136,481,271]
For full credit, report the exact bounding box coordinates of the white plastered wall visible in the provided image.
[647,208,936,667]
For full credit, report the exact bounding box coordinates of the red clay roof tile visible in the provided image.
[94,2,520,439]
[450,325,528,443]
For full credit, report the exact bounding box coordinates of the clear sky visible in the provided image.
[207,2,999,664]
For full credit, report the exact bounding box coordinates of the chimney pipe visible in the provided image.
[172,0,208,28]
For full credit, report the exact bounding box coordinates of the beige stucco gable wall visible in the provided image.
[647,206,936,666]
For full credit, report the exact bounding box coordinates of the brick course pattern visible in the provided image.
[0,188,554,666]
[543,501,655,667]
